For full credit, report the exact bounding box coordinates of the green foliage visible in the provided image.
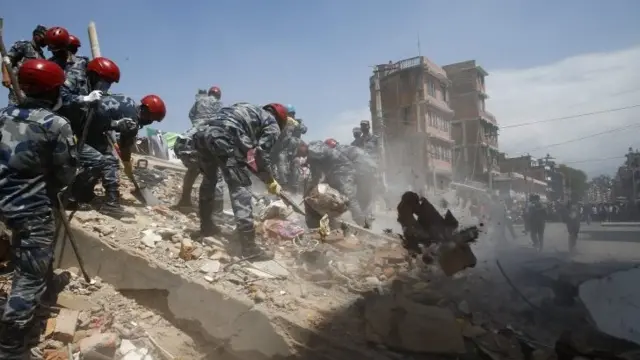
[558,164,588,201]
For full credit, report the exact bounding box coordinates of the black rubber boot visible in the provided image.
[0,322,29,359]
[99,190,132,219]
[239,230,273,261]
[198,201,221,237]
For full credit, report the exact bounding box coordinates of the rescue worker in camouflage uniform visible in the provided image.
[188,86,222,125]
[297,140,367,228]
[99,93,166,216]
[0,59,78,359]
[271,106,298,190]
[173,126,225,210]
[285,105,307,192]
[67,35,82,55]
[46,28,89,79]
[358,120,380,157]
[330,139,377,228]
[193,102,289,260]
[174,87,225,208]
[287,104,308,138]
[2,25,48,105]
[350,127,362,146]
[57,57,119,212]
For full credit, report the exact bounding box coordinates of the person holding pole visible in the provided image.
[0,59,78,358]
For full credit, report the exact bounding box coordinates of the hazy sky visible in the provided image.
[2,0,639,176]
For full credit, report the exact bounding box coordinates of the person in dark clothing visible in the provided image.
[563,200,581,252]
[524,194,547,251]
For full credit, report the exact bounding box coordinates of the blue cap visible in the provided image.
[286,104,296,114]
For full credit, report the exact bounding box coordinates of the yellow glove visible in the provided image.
[122,161,134,179]
[267,179,282,195]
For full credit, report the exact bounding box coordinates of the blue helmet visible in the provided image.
[286,104,296,115]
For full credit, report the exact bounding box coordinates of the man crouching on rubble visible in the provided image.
[0,59,78,358]
[192,102,289,261]
[90,89,166,218]
[329,138,377,228]
[296,139,367,228]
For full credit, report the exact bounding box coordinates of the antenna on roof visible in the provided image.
[417,31,422,56]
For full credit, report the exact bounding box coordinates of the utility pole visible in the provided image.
[373,66,387,187]
[487,146,493,192]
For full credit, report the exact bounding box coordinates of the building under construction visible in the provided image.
[369,56,454,193]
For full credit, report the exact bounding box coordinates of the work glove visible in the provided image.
[266,178,282,196]
[122,161,134,179]
[111,118,137,132]
[82,90,103,103]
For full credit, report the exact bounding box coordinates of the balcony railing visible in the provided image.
[371,56,450,85]
[480,110,497,125]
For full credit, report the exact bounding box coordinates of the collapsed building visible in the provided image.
[3,155,630,359]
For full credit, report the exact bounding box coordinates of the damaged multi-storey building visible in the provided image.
[369,57,454,194]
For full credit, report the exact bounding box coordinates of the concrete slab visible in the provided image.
[56,222,388,360]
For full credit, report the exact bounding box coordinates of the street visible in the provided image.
[510,222,640,262]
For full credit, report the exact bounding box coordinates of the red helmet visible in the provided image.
[140,95,166,121]
[87,57,120,83]
[208,86,221,98]
[45,27,70,51]
[324,138,338,148]
[18,59,65,95]
[68,35,81,48]
[263,103,288,129]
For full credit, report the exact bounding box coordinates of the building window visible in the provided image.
[427,80,436,97]
[479,98,486,111]
[441,84,448,103]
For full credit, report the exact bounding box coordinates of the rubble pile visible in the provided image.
[0,268,207,360]
[56,161,640,359]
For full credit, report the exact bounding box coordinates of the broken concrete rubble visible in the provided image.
[30,156,636,359]
[0,266,210,360]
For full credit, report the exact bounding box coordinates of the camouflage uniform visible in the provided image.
[174,126,225,209]
[305,141,365,227]
[5,41,46,105]
[0,101,77,358]
[272,117,305,192]
[48,54,89,78]
[192,103,280,242]
[350,127,362,147]
[336,144,377,226]
[85,94,141,216]
[188,95,222,126]
[291,118,307,139]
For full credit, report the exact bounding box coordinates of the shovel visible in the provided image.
[105,134,160,206]
[246,148,306,216]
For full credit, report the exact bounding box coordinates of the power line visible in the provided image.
[523,122,640,153]
[500,104,640,130]
[562,156,626,165]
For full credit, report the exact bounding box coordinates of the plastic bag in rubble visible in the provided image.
[258,199,293,220]
[262,219,305,240]
[304,184,349,217]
